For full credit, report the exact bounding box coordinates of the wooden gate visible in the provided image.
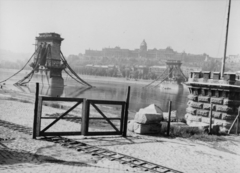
[33,96,84,137]
[81,99,125,136]
[33,83,130,138]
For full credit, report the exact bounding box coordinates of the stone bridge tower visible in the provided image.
[34,33,65,86]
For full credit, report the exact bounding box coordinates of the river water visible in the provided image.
[0,69,190,119]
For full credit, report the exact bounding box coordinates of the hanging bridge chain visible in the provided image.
[0,46,41,84]
[155,67,175,87]
[60,51,92,87]
[14,45,51,86]
[144,68,169,88]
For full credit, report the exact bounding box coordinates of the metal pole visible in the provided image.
[209,103,213,135]
[221,0,232,78]
[123,86,130,137]
[167,101,172,137]
[33,82,39,139]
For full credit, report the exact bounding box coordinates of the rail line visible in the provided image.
[0,119,183,173]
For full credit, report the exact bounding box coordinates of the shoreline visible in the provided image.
[0,68,187,87]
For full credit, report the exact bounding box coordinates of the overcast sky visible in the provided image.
[0,0,239,58]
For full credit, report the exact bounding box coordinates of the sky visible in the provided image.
[0,0,239,58]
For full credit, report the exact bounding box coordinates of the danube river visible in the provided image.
[0,69,190,119]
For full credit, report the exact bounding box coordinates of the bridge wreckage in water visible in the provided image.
[15,33,92,88]
[145,60,187,94]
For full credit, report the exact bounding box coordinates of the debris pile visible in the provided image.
[128,104,163,134]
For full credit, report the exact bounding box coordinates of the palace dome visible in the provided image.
[140,39,147,51]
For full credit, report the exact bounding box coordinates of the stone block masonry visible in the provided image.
[186,71,240,133]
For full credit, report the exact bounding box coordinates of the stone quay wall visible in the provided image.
[185,71,240,133]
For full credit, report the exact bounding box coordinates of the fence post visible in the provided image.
[81,99,89,136]
[167,101,172,137]
[33,83,39,139]
[209,102,213,135]
[120,103,125,133]
[123,86,130,137]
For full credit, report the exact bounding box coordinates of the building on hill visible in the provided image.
[225,54,240,72]
[227,54,240,63]
[84,40,209,64]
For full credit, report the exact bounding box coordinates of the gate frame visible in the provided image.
[33,95,84,138]
[81,99,126,136]
[33,83,130,139]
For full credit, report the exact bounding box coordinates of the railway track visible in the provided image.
[0,119,183,173]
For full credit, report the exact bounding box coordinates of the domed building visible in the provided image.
[140,39,147,52]
[139,39,147,57]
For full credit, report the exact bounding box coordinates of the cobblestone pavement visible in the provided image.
[1,99,240,173]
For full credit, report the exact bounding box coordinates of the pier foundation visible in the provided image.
[185,71,240,134]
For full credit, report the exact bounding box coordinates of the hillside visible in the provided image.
[0,49,31,62]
